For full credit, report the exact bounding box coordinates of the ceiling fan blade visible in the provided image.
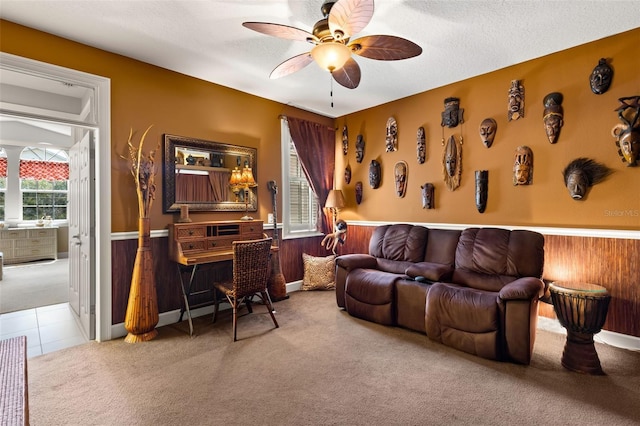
[243,22,318,43]
[328,0,374,40]
[332,57,361,89]
[349,35,422,60]
[269,53,314,79]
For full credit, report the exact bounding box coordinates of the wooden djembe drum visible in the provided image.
[549,282,611,375]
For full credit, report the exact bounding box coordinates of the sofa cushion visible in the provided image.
[425,283,500,359]
[423,229,461,265]
[453,228,544,292]
[376,258,416,275]
[369,224,428,263]
[396,278,431,333]
[345,268,399,325]
[405,262,454,282]
[345,269,398,305]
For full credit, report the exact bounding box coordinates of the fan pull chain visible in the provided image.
[330,73,334,108]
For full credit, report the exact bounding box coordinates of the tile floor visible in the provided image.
[0,303,88,358]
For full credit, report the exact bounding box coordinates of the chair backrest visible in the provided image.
[232,237,273,298]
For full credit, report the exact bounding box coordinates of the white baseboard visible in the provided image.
[111,281,304,339]
[112,283,639,352]
[537,316,640,352]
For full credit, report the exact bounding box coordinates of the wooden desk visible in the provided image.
[168,219,264,335]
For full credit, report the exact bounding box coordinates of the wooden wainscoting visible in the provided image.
[111,237,232,324]
[112,232,329,324]
[111,227,639,338]
[337,224,640,338]
[263,230,328,282]
[542,234,640,337]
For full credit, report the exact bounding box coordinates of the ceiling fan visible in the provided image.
[243,0,422,89]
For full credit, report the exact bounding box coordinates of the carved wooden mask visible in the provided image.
[612,96,640,167]
[369,160,381,189]
[417,127,426,164]
[475,170,488,213]
[441,97,464,128]
[356,134,365,163]
[508,80,525,121]
[442,135,462,191]
[479,118,497,148]
[342,125,348,155]
[563,158,612,200]
[344,163,351,184]
[394,161,408,198]
[355,182,363,205]
[385,117,398,152]
[543,92,564,144]
[421,183,434,209]
[513,145,533,185]
[590,58,613,95]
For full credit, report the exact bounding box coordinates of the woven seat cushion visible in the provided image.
[302,253,336,291]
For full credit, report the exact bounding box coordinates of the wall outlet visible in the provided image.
[267,213,274,224]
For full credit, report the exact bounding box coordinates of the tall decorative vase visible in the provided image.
[124,217,159,343]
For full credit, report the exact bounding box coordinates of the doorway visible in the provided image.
[0,52,112,341]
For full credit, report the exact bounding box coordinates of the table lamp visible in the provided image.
[229,166,243,202]
[239,165,257,220]
[325,189,345,228]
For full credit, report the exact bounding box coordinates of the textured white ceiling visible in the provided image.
[1,0,639,118]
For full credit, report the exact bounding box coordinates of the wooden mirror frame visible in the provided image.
[162,134,258,213]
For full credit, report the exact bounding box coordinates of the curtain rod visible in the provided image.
[278,114,335,131]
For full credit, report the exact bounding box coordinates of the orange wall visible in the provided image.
[0,20,332,232]
[2,21,639,232]
[335,28,640,230]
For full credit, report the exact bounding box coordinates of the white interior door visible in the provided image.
[68,130,95,339]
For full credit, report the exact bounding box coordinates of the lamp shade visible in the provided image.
[240,166,257,187]
[311,42,351,72]
[229,167,243,186]
[325,189,345,209]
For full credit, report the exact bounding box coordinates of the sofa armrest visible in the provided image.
[336,254,378,271]
[335,254,378,308]
[405,262,454,282]
[498,277,545,301]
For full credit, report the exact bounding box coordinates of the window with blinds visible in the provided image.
[288,140,318,230]
[281,119,320,238]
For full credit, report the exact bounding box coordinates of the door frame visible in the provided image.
[0,52,112,341]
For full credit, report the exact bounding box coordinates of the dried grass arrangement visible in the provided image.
[124,125,159,218]
[122,125,160,343]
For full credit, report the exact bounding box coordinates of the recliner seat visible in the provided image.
[335,224,545,365]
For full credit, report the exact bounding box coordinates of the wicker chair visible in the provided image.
[213,237,279,341]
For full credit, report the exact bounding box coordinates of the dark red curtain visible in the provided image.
[286,116,335,234]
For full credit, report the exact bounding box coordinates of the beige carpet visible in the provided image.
[27,291,640,425]
[0,259,68,314]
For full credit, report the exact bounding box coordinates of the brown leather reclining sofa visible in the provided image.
[335,224,545,364]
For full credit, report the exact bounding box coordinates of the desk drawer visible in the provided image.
[15,238,55,248]
[1,229,27,239]
[207,237,235,251]
[241,223,261,235]
[28,228,56,238]
[180,240,206,252]
[176,226,206,239]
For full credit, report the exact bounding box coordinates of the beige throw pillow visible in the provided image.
[302,253,336,291]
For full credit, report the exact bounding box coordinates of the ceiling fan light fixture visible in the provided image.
[311,42,351,72]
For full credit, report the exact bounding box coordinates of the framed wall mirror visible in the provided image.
[163,134,258,213]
